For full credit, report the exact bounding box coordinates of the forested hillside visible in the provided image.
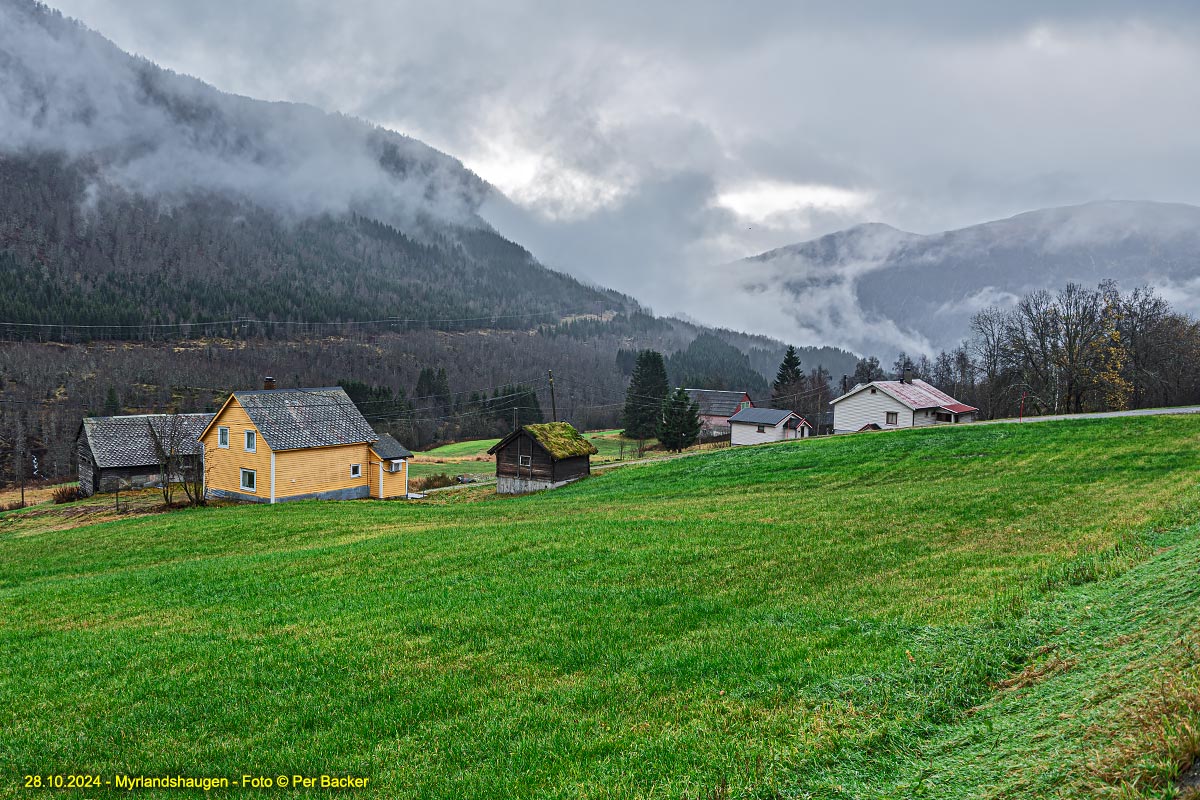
[0,155,633,333]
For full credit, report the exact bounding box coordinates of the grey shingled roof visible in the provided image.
[370,433,413,460]
[80,413,214,468]
[683,389,750,417]
[728,407,797,427]
[230,387,378,452]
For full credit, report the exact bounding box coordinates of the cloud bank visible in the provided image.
[0,1,485,226]
[19,0,1200,353]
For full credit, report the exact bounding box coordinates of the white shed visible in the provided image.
[729,407,812,446]
[830,378,977,434]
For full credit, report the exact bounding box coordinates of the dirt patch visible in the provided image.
[994,654,1075,691]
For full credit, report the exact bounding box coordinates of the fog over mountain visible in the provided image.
[735,200,1200,356]
[0,0,486,228]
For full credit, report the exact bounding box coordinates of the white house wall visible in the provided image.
[832,390,913,433]
[731,422,803,446]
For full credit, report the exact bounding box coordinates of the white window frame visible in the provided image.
[240,468,256,492]
[519,455,532,467]
[350,463,362,478]
[885,411,899,426]
[389,459,403,473]
[244,430,256,452]
[217,426,229,448]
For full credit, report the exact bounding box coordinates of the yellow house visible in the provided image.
[199,386,411,503]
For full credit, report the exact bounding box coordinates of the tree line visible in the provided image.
[879,281,1200,419]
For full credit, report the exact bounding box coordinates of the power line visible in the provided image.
[0,308,602,331]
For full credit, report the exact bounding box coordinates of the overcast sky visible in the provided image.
[43,0,1200,337]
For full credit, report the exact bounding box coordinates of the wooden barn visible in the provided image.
[76,413,213,496]
[487,422,598,494]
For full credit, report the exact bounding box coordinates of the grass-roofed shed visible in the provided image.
[487,422,598,494]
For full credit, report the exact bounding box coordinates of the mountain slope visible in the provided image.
[0,0,642,329]
[741,201,1200,355]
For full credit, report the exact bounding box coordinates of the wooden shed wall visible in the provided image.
[552,455,590,482]
[494,432,558,481]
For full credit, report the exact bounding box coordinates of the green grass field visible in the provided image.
[2,416,1199,798]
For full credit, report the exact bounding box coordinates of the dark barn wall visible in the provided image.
[552,455,590,483]
[76,436,96,496]
[494,432,556,481]
[95,465,162,493]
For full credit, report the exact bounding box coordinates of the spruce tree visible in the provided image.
[103,386,121,415]
[623,349,669,440]
[771,345,806,411]
[657,387,701,452]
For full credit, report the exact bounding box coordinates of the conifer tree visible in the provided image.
[771,345,806,411]
[103,386,121,415]
[623,349,669,439]
[657,388,701,452]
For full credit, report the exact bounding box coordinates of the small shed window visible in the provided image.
[217,427,229,448]
[870,387,877,394]
[350,464,362,478]
[886,412,898,425]
[388,459,403,472]
[240,469,256,492]
[756,425,766,433]
[519,455,532,467]
[244,430,256,452]
[935,412,952,422]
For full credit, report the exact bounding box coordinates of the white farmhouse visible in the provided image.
[729,407,812,446]
[830,377,977,434]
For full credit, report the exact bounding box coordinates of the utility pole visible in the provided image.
[548,369,558,422]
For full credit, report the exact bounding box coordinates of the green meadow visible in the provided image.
[2,416,1199,798]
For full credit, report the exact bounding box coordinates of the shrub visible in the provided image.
[413,473,455,491]
[51,485,81,504]
[1,500,25,512]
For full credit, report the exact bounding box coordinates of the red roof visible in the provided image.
[941,402,977,414]
[837,379,978,413]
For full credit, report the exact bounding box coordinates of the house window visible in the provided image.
[240,468,256,492]
[389,460,403,472]
[519,455,532,467]
[870,387,877,394]
[244,430,256,452]
[886,412,898,425]
[756,425,766,433]
[936,412,952,422]
[740,401,751,409]
[217,427,229,448]
[350,464,362,478]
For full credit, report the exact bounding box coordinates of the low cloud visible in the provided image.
[0,1,484,227]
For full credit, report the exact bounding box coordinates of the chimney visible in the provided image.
[902,366,913,385]
[263,376,277,390]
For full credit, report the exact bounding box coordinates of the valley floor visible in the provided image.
[1,416,1198,798]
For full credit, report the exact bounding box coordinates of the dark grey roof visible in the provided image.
[231,387,377,451]
[728,407,798,427]
[370,433,413,460]
[683,388,750,417]
[79,413,214,468]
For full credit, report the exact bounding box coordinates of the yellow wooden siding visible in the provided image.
[368,456,381,498]
[201,399,273,498]
[381,460,407,498]
[274,443,370,499]
[367,448,408,498]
